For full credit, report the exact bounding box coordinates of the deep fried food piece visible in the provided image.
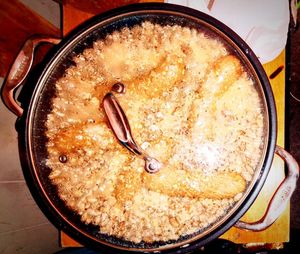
[128,55,185,99]
[52,123,94,155]
[51,122,108,156]
[187,55,243,140]
[114,169,142,205]
[213,55,242,97]
[143,167,246,199]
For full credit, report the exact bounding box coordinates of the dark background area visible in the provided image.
[288,10,300,231]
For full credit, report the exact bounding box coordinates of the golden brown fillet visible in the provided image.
[187,54,243,139]
[143,167,246,199]
[127,55,185,99]
[213,55,242,97]
[51,122,108,156]
[51,123,93,155]
[114,169,142,205]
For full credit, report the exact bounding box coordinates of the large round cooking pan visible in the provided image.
[1,3,299,253]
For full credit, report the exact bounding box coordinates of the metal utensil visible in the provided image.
[102,83,161,173]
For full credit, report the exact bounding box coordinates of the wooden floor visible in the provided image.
[0,0,60,77]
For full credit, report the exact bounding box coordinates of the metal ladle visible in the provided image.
[102,83,161,174]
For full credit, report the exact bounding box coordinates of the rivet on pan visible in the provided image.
[112,82,126,94]
[59,154,68,163]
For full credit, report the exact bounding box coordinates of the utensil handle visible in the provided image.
[1,35,61,117]
[235,145,299,231]
[103,92,143,155]
[102,92,161,173]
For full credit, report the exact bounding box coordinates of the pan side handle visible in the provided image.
[1,35,61,117]
[235,145,299,231]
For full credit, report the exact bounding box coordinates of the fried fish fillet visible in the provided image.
[213,55,242,98]
[187,55,243,140]
[127,55,185,99]
[114,169,142,205]
[51,123,97,155]
[143,167,246,199]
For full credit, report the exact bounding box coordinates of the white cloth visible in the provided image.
[165,0,290,64]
